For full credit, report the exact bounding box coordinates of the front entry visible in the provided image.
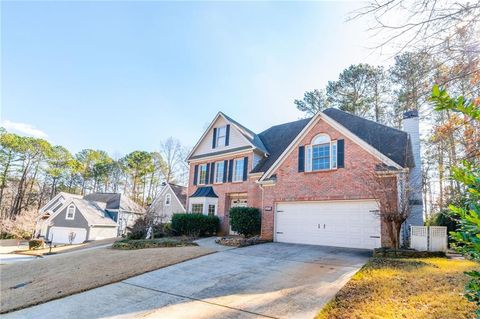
[229,197,247,235]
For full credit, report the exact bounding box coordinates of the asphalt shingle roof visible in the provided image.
[250,108,414,173]
[83,193,145,214]
[323,108,414,168]
[251,118,312,173]
[169,183,187,207]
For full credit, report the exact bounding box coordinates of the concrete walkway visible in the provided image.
[4,243,370,319]
[194,236,236,251]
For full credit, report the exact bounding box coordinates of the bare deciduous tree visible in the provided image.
[360,166,411,248]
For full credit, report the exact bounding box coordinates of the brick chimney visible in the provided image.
[402,110,424,236]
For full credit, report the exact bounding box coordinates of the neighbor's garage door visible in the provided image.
[275,200,381,249]
[49,227,87,244]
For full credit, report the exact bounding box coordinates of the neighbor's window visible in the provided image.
[305,134,337,171]
[66,204,75,220]
[198,164,207,185]
[208,204,216,216]
[165,194,171,206]
[191,204,203,214]
[216,126,226,147]
[214,161,224,183]
[233,158,244,182]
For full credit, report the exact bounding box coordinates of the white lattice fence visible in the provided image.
[429,226,448,252]
[410,226,428,251]
[410,226,447,252]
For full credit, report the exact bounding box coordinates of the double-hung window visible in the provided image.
[216,126,226,147]
[191,204,203,214]
[214,161,224,183]
[165,194,171,206]
[305,134,337,171]
[198,164,207,185]
[208,204,216,216]
[233,158,244,182]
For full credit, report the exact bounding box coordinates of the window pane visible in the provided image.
[199,164,207,184]
[192,204,203,214]
[208,205,215,216]
[215,162,224,183]
[312,144,330,170]
[216,126,226,147]
[233,159,244,182]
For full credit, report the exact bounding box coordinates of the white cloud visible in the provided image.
[1,120,48,139]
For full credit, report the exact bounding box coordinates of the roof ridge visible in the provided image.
[259,117,312,135]
[323,108,407,135]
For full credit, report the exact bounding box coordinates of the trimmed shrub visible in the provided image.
[112,238,197,250]
[128,217,148,240]
[230,207,261,237]
[171,213,219,237]
[128,217,168,240]
[28,239,44,250]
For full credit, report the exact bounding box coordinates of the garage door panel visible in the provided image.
[275,201,381,250]
[50,227,87,244]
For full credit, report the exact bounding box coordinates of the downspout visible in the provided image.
[259,182,264,239]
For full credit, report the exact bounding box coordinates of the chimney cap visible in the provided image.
[403,110,419,119]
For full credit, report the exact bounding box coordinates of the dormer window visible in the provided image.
[305,134,337,171]
[66,204,75,220]
[216,126,226,147]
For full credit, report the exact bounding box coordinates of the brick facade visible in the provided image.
[188,116,399,247]
[188,152,262,234]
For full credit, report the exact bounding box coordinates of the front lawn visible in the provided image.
[0,245,213,314]
[317,257,479,319]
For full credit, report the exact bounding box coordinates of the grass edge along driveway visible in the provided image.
[316,257,479,319]
[0,245,214,314]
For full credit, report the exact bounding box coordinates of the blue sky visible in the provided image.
[1,1,387,155]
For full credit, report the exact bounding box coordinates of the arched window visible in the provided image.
[66,204,75,220]
[305,134,337,171]
[165,194,171,206]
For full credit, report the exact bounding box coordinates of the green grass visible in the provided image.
[112,238,197,250]
[317,257,479,319]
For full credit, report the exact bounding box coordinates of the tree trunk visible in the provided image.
[10,159,30,218]
[0,151,13,216]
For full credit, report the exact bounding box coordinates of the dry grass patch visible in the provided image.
[317,257,479,319]
[0,245,213,313]
[14,237,117,256]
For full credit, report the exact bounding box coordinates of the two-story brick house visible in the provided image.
[186,109,423,249]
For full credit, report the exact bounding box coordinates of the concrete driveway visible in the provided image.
[4,243,369,319]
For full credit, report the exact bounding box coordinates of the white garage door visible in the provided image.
[275,200,381,249]
[49,227,87,244]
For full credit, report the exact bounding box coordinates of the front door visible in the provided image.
[229,198,247,235]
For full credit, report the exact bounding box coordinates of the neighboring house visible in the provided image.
[186,109,424,249]
[147,183,187,222]
[35,192,145,244]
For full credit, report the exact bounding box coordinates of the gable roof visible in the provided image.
[187,112,269,161]
[70,198,117,227]
[83,193,145,214]
[323,108,414,168]
[190,108,414,176]
[168,183,187,208]
[46,197,117,227]
[251,118,312,173]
